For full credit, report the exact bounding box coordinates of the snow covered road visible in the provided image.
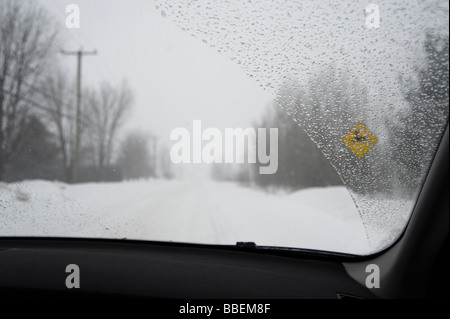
[0,180,369,254]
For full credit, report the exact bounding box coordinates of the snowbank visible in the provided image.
[0,179,370,254]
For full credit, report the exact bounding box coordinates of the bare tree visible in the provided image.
[39,70,77,182]
[0,0,59,180]
[389,33,449,196]
[118,130,151,180]
[248,103,342,190]
[86,81,133,179]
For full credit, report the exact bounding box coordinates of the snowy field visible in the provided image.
[0,180,370,255]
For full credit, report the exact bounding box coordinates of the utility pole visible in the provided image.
[151,135,158,178]
[61,48,97,183]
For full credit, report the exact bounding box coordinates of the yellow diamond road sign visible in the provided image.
[342,122,378,158]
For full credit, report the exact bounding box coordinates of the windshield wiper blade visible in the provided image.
[235,241,360,260]
[235,242,257,249]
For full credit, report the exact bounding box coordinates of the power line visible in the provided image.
[3,72,75,109]
[1,73,92,127]
[0,89,83,124]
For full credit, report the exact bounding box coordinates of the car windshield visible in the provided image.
[0,0,448,255]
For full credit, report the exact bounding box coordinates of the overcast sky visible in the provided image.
[38,0,274,144]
